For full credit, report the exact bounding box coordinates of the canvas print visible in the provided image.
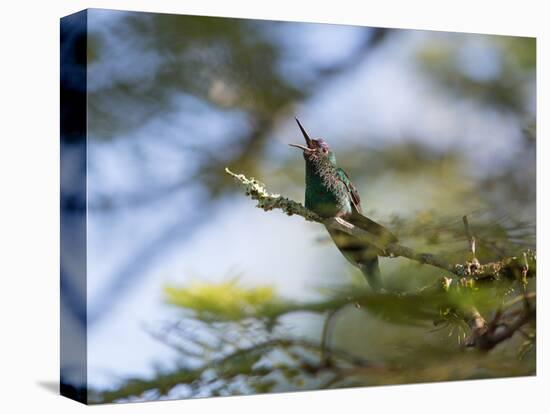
[60,8,536,404]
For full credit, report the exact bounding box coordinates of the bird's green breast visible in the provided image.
[304,159,352,218]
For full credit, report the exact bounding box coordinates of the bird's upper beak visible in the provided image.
[289,118,313,151]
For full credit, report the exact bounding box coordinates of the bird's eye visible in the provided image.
[322,148,328,153]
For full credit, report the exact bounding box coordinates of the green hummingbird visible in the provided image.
[290,118,398,290]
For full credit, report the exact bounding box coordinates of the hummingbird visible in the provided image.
[290,118,398,290]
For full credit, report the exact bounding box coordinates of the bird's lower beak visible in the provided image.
[288,143,310,151]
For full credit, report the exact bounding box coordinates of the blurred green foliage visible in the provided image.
[416,35,535,112]
[164,280,280,321]
[93,267,535,403]
[88,14,302,138]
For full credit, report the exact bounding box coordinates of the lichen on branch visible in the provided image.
[225,168,321,222]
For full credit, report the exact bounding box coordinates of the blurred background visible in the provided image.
[61,8,536,396]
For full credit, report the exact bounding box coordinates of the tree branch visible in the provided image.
[225,168,534,281]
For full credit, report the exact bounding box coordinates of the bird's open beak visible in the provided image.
[289,118,313,151]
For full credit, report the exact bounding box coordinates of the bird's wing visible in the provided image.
[336,168,398,244]
[336,168,363,214]
[348,213,399,244]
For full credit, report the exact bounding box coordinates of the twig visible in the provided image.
[466,306,535,351]
[320,305,354,367]
[460,216,487,346]
[503,292,536,309]
[463,215,480,267]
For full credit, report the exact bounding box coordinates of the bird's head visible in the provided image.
[289,118,335,163]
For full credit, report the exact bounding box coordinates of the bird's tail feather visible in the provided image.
[326,227,383,291]
[358,257,382,291]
